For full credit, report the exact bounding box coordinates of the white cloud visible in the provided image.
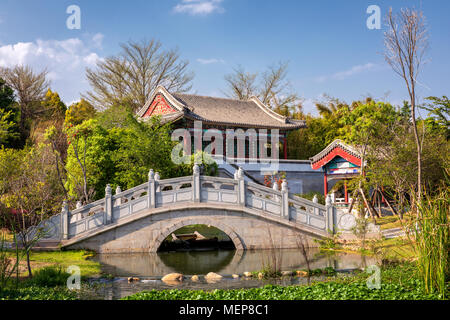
[0,35,103,104]
[197,58,225,64]
[173,0,225,15]
[315,63,378,83]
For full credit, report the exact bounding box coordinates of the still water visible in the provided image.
[90,249,378,299]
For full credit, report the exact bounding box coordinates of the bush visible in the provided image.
[296,192,325,205]
[27,266,70,288]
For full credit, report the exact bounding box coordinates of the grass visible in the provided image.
[4,250,101,278]
[123,262,447,300]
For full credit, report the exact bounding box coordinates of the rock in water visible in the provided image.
[257,272,264,279]
[127,277,140,283]
[204,272,223,281]
[281,271,293,276]
[243,272,252,277]
[296,270,308,277]
[232,274,240,279]
[161,273,184,283]
[191,275,199,282]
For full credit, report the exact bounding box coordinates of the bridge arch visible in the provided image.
[149,217,245,252]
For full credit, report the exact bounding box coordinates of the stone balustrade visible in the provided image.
[41,165,337,241]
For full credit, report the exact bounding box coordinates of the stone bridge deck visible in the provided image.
[39,165,344,252]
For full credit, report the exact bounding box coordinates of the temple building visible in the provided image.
[310,139,362,204]
[137,86,305,160]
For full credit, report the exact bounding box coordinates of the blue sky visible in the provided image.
[0,0,449,115]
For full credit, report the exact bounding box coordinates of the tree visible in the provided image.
[0,78,20,148]
[41,89,67,119]
[224,62,300,110]
[0,145,64,277]
[384,7,429,203]
[422,96,450,139]
[85,39,194,111]
[65,99,96,126]
[0,65,50,139]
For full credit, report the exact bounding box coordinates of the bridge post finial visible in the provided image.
[312,195,319,215]
[281,180,289,220]
[61,201,69,240]
[193,164,200,175]
[148,169,154,180]
[76,200,82,209]
[105,184,112,225]
[272,182,279,202]
[148,169,156,208]
[115,186,122,206]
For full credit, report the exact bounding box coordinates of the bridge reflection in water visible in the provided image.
[93,249,378,277]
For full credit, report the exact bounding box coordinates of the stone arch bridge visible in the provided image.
[40,166,347,253]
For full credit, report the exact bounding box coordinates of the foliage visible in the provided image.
[124,263,445,300]
[0,285,78,300]
[65,99,96,127]
[40,89,66,119]
[412,189,449,298]
[0,145,65,277]
[0,78,20,148]
[64,111,209,201]
[422,96,450,139]
[27,266,70,288]
[351,217,370,250]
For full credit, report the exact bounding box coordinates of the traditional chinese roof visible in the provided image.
[137,86,306,130]
[310,139,362,170]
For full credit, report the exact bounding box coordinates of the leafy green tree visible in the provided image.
[64,110,208,201]
[422,96,450,139]
[0,78,20,148]
[0,145,65,277]
[41,89,67,119]
[65,99,97,127]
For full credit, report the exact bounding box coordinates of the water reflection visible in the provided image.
[90,249,378,300]
[93,248,377,277]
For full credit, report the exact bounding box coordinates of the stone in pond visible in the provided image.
[162,273,184,283]
[205,272,223,281]
[191,275,199,282]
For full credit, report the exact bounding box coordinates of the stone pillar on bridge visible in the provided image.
[281,180,289,220]
[105,184,112,225]
[326,194,336,234]
[192,164,200,202]
[61,200,69,240]
[237,167,245,206]
[148,169,155,208]
[313,195,319,216]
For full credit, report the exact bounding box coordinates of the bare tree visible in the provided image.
[0,65,50,135]
[224,61,299,110]
[384,7,428,203]
[85,39,194,111]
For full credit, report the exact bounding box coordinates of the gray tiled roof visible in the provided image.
[170,93,305,129]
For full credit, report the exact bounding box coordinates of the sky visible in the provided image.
[0,0,449,115]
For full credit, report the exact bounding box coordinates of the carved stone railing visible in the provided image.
[50,165,336,241]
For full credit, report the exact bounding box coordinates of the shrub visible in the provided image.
[27,266,70,288]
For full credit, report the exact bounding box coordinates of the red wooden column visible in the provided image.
[323,171,328,196]
[344,180,348,203]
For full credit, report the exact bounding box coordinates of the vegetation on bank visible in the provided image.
[123,263,447,300]
[2,250,101,278]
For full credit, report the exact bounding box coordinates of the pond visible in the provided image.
[90,248,378,300]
